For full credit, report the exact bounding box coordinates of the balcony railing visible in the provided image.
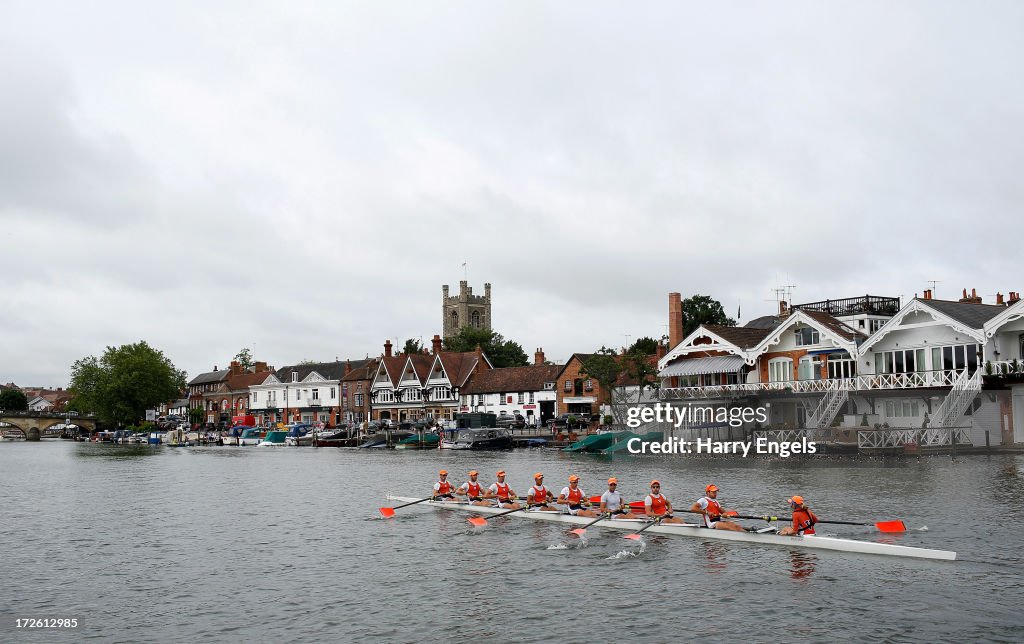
[660,369,970,400]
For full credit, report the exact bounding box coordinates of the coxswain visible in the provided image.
[455,470,491,506]
[689,484,745,531]
[556,475,598,517]
[483,470,520,509]
[779,495,818,536]
[432,469,455,501]
[644,480,684,524]
[526,473,559,511]
[598,477,638,518]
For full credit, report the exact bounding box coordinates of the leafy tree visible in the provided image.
[402,338,424,355]
[580,347,659,429]
[68,342,186,426]
[682,294,736,337]
[233,348,254,370]
[0,388,29,411]
[627,336,658,356]
[443,327,528,368]
[188,407,205,425]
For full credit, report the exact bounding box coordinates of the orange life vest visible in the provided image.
[436,480,452,495]
[792,508,817,535]
[530,485,549,503]
[466,481,482,497]
[495,482,511,501]
[647,493,668,515]
[704,497,723,521]
[567,486,584,504]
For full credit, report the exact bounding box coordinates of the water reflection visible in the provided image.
[698,541,729,573]
[73,444,162,460]
[788,551,817,580]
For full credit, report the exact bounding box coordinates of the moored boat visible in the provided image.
[258,430,287,447]
[439,428,513,450]
[384,495,956,561]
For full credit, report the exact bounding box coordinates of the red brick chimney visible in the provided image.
[229,360,242,375]
[668,293,684,349]
[779,300,789,317]
[344,359,352,376]
[384,340,393,357]
[1010,292,1021,304]
[923,289,932,300]
[656,342,667,360]
[997,292,1004,305]
[534,348,546,365]
[958,288,982,304]
[431,334,443,355]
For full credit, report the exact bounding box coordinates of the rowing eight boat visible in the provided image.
[385,495,956,561]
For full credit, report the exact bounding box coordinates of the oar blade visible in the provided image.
[569,528,587,537]
[623,533,643,541]
[378,507,396,518]
[875,520,906,533]
[467,516,488,527]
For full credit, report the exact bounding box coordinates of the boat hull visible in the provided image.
[385,495,956,561]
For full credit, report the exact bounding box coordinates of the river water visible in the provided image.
[2,441,1023,643]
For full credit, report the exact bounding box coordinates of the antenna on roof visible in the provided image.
[927,279,941,299]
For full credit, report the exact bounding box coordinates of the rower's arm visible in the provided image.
[688,502,703,514]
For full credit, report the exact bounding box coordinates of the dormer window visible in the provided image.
[291,371,298,382]
[794,327,819,346]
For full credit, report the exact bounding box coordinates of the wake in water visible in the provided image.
[607,540,647,559]
[547,539,587,550]
[916,526,929,532]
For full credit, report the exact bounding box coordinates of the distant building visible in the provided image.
[443,280,491,338]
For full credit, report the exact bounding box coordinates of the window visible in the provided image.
[768,358,793,383]
[564,380,572,392]
[794,327,820,346]
[330,387,336,399]
[798,356,819,381]
[517,393,524,404]
[500,393,506,405]
[312,389,320,400]
[701,373,719,386]
[885,400,920,418]
[475,394,482,406]
[544,382,555,391]
[584,379,593,391]
[471,311,481,328]
[252,392,258,402]
[827,355,857,379]
[354,394,363,407]
[291,371,298,382]
[528,392,535,403]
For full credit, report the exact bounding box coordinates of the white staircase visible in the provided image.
[806,387,849,430]
[927,369,982,429]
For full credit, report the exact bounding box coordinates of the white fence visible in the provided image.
[661,369,969,400]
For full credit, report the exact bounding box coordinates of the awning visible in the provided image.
[805,348,848,356]
[659,355,744,378]
[563,397,596,404]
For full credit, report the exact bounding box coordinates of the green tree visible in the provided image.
[627,336,659,356]
[0,388,29,411]
[443,327,528,368]
[580,347,659,428]
[233,347,254,370]
[402,338,424,355]
[68,341,186,426]
[188,407,205,425]
[682,295,736,337]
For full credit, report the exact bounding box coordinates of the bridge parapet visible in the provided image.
[0,413,98,441]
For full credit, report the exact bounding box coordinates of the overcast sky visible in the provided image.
[3,1,1022,387]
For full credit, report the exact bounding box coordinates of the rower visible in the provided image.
[779,495,818,536]
[598,477,638,518]
[556,475,598,517]
[689,484,745,531]
[644,480,683,524]
[455,470,491,506]
[432,469,455,501]
[526,473,559,511]
[483,470,520,509]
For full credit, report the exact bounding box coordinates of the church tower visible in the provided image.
[442,281,491,338]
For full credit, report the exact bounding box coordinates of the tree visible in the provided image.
[443,327,528,368]
[233,348,254,370]
[580,347,659,429]
[0,388,28,411]
[627,336,658,356]
[682,295,736,337]
[402,338,424,355]
[188,407,205,425]
[68,341,186,426]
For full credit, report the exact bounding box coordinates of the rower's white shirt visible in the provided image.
[695,496,716,527]
[559,486,586,503]
[600,490,623,511]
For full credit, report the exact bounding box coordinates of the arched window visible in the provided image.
[451,311,459,328]
[471,310,480,328]
[768,358,793,383]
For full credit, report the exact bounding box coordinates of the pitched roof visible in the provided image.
[274,359,373,383]
[342,359,379,382]
[744,315,781,330]
[436,351,487,387]
[918,298,1006,329]
[188,369,231,386]
[461,365,561,394]
[702,325,772,350]
[801,310,863,341]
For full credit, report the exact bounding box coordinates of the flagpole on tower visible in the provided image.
[462,261,467,280]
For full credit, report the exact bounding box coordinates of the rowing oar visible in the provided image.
[379,496,435,517]
[624,516,663,540]
[467,499,526,527]
[569,512,610,537]
[729,513,906,533]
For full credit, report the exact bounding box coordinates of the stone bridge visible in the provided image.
[0,411,97,441]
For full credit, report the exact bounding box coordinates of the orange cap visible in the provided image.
[468,470,478,476]
[705,484,718,493]
[496,470,506,477]
[568,475,579,482]
[788,495,805,505]
[607,477,618,484]
[439,470,448,475]
[650,480,660,486]
[534,472,544,479]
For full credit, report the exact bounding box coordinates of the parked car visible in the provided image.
[548,414,588,431]
[496,414,526,429]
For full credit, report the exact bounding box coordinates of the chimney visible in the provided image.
[213,365,219,372]
[1010,292,1021,304]
[534,347,546,366]
[431,334,443,355]
[475,343,484,359]
[997,293,1004,305]
[958,288,982,304]
[656,342,667,360]
[668,292,684,349]
[384,340,393,357]
[923,289,932,300]
[344,359,352,376]
[779,300,789,317]
[229,361,242,375]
